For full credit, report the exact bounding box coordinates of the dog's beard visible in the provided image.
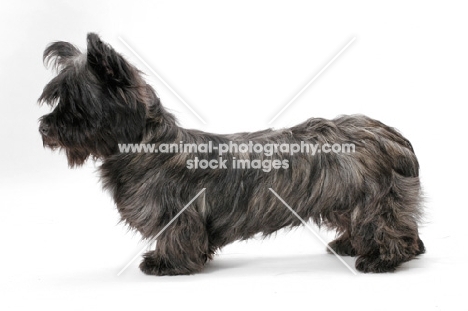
[40,126,92,167]
[41,136,60,149]
[42,139,90,167]
[64,148,91,167]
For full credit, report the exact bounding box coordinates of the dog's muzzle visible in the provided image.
[39,120,59,148]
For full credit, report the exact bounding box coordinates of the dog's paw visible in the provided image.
[139,254,199,276]
[139,255,178,276]
[327,238,356,256]
[355,254,398,273]
[139,255,162,275]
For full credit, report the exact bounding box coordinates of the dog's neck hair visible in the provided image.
[143,85,179,142]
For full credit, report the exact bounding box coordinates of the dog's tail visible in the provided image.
[374,120,420,178]
[335,115,420,178]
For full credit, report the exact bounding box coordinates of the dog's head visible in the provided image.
[38,33,149,167]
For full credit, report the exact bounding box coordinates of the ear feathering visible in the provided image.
[43,41,81,71]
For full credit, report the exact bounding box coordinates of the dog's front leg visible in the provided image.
[139,209,210,276]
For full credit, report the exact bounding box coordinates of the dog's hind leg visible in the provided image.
[353,174,424,273]
[327,231,357,256]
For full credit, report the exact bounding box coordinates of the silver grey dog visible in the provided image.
[38,33,425,275]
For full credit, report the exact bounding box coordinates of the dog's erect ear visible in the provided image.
[86,33,134,86]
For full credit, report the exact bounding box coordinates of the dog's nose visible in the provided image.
[39,122,49,136]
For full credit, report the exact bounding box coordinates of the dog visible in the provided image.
[38,33,425,275]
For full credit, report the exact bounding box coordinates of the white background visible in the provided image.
[1,0,467,310]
